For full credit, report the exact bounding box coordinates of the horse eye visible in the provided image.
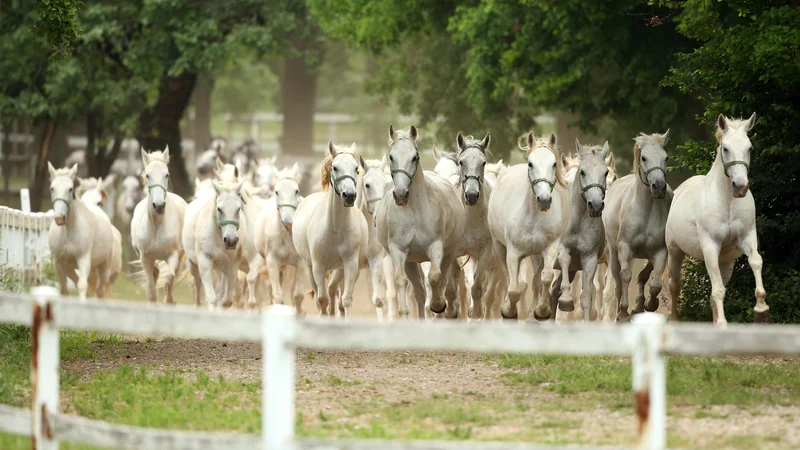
[389,155,394,162]
[332,166,338,172]
[365,183,371,189]
[97,202,103,206]
[664,156,669,161]
[723,147,729,153]
[295,189,300,195]
[605,171,609,178]
[217,207,222,214]
[528,162,533,168]
[552,162,557,169]
[641,156,647,162]
[580,170,585,177]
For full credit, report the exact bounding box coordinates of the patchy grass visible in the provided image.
[494,354,800,407]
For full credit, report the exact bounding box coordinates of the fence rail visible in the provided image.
[1,288,799,450]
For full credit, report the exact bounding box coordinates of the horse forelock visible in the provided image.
[50,167,75,178]
[275,167,302,184]
[76,177,101,197]
[146,150,169,164]
[715,117,751,143]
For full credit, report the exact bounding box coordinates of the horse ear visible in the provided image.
[388,124,396,141]
[456,132,465,151]
[717,114,728,132]
[561,153,569,168]
[269,155,277,165]
[745,112,756,132]
[433,145,441,161]
[100,190,108,206]
[48,161,57,179]
[527,131,535,149]
[549,132,557,148]
[163,145,170,163]
[409,125,419,142]
[379,154,387,172]
[215,157,224,171]
[606,152,615,169]
[480,132,491,151]
[291,162,300,178]
[211,180,222,195]
[68,163,79,179]
[574,138,582,153]
[233,166,239,179]
[235,179,245,195]
[359,155,367,171]
[101,174,116,191]
[661,129,670,146]
[328,140,336,157]
[601,141,610,159]
[141,148,149,166]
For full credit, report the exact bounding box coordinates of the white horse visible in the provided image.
[238,185,272,309]
[76,177,123,290]
[116,175,145,262]
[130,148,188,304]
[47,163,117,300]
[488,132,568,320]
[251,155,278,197]
[292,141,368,318]
[548,140,610,322]
[666,113,768,326]
[254,163,307,312]
[376,125,466,319]
[195,136,228,180]
[603,131,672,322]
[183,177,246,309]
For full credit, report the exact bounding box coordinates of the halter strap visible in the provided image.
[639,166,666,186]
[462,174,483,185]
[723,160,749,177]
[530,178,555,192]
[277,203,297,210]
[391,168,415,180]
[330,174,357,196]
[148,184,167,195]
[217,219,240,230]
[52,198,71,209]
[581,183,605,195]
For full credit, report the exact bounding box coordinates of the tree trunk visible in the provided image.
[193,75,213,151]
[30,120,56,212]
[98,133,124,177]
[280,34,324,156]
[135,72,198,198]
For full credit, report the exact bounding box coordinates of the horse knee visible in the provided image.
[710,286,726,302]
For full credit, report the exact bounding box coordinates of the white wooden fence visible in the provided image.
[0,190,54,290]
[1,288,800,450]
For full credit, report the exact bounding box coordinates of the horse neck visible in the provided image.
[408,167,430,204]
[64,199,87,231]
[707,149,735,206]
[632,171,654,205]
[569,178,588,222]
[325,185,350,226]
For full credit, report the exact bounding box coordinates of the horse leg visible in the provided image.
[469,255,489,321]
[426,241,447,315]
[547,271,563,323]
[740,230,769,323]
[266,253,284,305]
[615,243,634,321]
[326,269,344,317]
[633,261,654,314]
[389,246,410,319]
[666,246,684,322]
[382,255,398,321]
[458,259,470,321]
[646,250,668,312]
[699,237,726,327]
[580,255,599,322]
[229,265,243,308]
[421,263,437,319]
[309,262,329,316]
[592,263,605,321]
[188,260,202,307]
[556,245,575,312]
[55,262,70,296]
[164,251,181,305]
[340,255,360,320]
[501,247,523,320]
[245,256,263,309]
[443,258,460,319]
[368,255,386,321]
[602,265,616,322]
[405,263,426,321]
[75,254,92,301]
[94,263,108,299]
[197,255,217,310]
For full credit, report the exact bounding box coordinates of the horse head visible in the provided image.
[634,130,670,199]
[716,113,756,198]
[141,146,171,215]
[575,139,611,218]
[387,124,420,206]
[456,131,490,206]
[48,162,79,226]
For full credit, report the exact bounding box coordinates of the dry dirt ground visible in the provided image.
[55,269,800,449]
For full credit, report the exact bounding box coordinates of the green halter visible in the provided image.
[330,174,357,196]
[217,219,240,230]
[530,178,555,192]
[277,203,297,210]
[462,174,483,185]
[723,160,749,177]
[581,183,605,196]
[52,198,71,209]
[148,184,167,195]
[639,166,666,186]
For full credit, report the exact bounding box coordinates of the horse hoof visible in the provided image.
[754,309,771,324]
[533,310,551,322]
[616,310,631,323]
[430,303,447,314]
[631,304,645,314]
[501,310,518,321]
[558,300,575,312]
[644,300,659,312]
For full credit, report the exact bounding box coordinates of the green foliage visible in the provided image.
[35,0,82,56]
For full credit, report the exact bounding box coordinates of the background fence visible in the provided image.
[0,189,54,291]
[1,287,799,450]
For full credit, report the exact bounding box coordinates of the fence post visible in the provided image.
[263,304,297,449]
[31,286,60,450]
[20,188,31,213]
[631,312,666,450]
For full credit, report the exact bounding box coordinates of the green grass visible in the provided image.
[495,354,800,407]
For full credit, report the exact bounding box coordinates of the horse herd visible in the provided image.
[45,113,769,327]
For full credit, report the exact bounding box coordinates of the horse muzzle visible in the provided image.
[536,195,552,211]
[732,181,750,198]
[223,236,239,249]
[465,191,480,206]
[342,192,357,207]
[54,215,67,226]
[650,181,667,200]
[281,219,293,233]
[393,191,409,207]
[587,200,604,218]
[152,202,165,215]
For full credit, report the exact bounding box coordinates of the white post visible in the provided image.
[20,188,31,213]
[31,286,60,450]
[631,312,666,450]
[263,305,297,449]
